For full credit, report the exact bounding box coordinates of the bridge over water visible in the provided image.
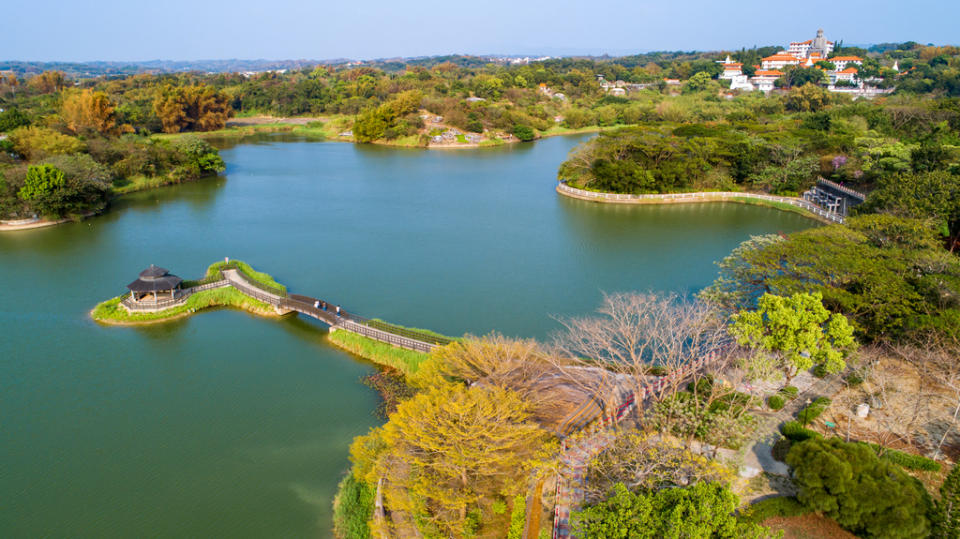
[218,269,451,354]
[120,264,451,354]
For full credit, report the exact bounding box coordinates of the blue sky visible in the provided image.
[2,0,957,61]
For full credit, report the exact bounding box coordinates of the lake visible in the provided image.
[0,134,814,537]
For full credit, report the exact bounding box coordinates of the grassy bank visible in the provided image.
[152,122,334,143]
[184,259,287,293]
[537,125,603,138]
[327,330,430,376]
[91,286,276,324]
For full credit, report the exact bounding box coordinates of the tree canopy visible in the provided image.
[786,437,932,539]
[571,482,767,539]
[730,292,857,382]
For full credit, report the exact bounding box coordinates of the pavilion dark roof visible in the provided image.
[127,265,183,292]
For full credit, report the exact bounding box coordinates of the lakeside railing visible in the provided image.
[119,280,230,311]
[557,181,845,224]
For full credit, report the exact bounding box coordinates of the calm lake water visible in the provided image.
[0,135,815,537]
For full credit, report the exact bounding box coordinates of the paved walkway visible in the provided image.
[732,373,845,478]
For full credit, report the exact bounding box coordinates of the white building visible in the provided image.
[831,67,859,85]
[788,29,835,59]
[761,53,802,70]
[751,70,784,93]
[830,56,863,71]
[717,56,754,91]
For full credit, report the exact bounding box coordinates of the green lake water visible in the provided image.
[0,134,815,537]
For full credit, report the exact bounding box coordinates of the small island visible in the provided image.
[91,260,287,325]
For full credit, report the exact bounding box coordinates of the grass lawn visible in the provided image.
[91,286,275,324]
[327,330,430,376]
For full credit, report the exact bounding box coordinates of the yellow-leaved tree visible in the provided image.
[61,89,118,135]
[350,383,554,538]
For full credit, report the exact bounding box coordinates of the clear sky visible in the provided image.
[2,0,957,62]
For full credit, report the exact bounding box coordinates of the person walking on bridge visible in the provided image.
[335,305,341,317]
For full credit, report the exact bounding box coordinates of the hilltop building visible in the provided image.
[719,29,881,96]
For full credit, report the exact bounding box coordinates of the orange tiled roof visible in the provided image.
[836,67,859,74]
[763,54,800,61]
[791,40,813,45]
[723,62,743,67]
[830,56,863,62]
[754,70,784,77]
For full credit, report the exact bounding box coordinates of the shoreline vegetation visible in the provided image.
[556,181,833,223]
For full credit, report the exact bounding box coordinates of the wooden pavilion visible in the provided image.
[126,265,183,303]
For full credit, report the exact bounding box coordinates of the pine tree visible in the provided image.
[935,465,960,538]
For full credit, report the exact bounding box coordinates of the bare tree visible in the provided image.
[550,292,730,427]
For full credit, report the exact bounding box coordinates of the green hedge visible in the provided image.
[858,442,941,472]
[507,494,526,539]
[768,395,785,410]
[781,420,822,442]
[332,474,374,539]
[739,496,811,524]
[798,397,831,425]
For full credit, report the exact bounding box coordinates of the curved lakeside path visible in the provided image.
[556,181,844,224]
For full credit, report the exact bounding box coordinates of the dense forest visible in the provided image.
[1,41,958,220]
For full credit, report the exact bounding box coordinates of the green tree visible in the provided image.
[701,216,960,340]
[858,170,960,252]
[934,464,960,538]
[512,125,535,142]
[18,164,65,203]
[0,108,30,132]
[571,482,767,538]
[682,71,714,93]
[784,83,831,112]
[730,292,857,383]
[787,438,931,538]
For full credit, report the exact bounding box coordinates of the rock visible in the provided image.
[739,466,761,478]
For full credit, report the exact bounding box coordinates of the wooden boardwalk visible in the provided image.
[221,269,445,353]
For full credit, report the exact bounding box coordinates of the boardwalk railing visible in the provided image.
[557,182,845,224]
[119,265,442,354]
[222,269,441,354]
[120,280,230,311]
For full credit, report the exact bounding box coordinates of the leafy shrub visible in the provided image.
[768,395,785,410]
[332,474,373,539]
[857,442,941,472]
[739,496,809,524]
[787,438,932,538]
[812,364,829,378]
[845,372,865,385]
[798,397,831,425]
[780,420,821,442]
[507,494,525,539]
[780,386,799,400]
[772,438,792,462]
[512,125,535,141]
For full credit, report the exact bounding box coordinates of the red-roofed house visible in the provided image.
[831,67,859,85]
[751,70,784,92]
